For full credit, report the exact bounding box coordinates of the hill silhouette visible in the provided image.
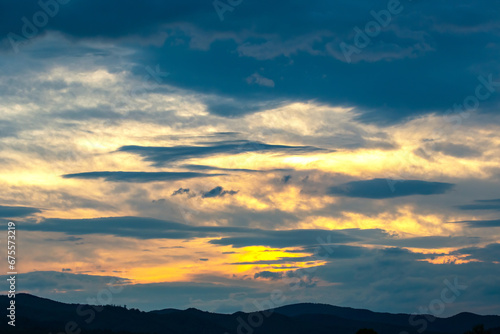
[1,293,499,334]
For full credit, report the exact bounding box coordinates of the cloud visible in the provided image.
[171,188,191,196]
[232,256,315,265]
[451,219,500,228]
[53,106,122,120]
[8,249,500,315]
[366,236,482,249]
[452,243,500,263]
[18,216,262,240]
[44,236,83,242]
[254,271,283,280]
[0,120,20,138]
[118,141,325,166]
[1,0,500,317]
[429,142,483,158]
[20,216,201,239]
[171,186,238,198]
[246,73,275,88]
[180,164,291,173]
[201,186,238,198]
[0,205,41,217]
[308,246,500,315]
[19,216,372,247]
[62,171,225,183]
[328,178,455,199]
[2,1,500,124]
[0,271,130,294]
[457,199,500,211]
[209,229,361,248]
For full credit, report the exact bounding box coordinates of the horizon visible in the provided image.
[1,0,500,329]
[4,292,500,318]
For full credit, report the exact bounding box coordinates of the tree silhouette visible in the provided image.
[356,328,378,334]
[464,324,491,334]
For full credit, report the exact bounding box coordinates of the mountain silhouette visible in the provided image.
[1,293,499,334]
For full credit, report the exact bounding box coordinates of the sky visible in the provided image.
[0,0,500,316]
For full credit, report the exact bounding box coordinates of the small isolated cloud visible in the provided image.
[172,188,191,196]
[201,186,238,198]
[62,268,72,272]
[282,175,292,184]
[246,73,275,88]
[328,178,454,199]
[199,258,209,261]
[44,236,83,242]
[254,271,283,280]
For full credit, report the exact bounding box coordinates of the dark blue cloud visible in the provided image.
[171,188,191,196]
[62,171,225,182]
[328,178,455,199]
[2,1,500,123]
[366,236,482,249]
[0,205,41,217]
[254,271,283,280]
[19,216,259,239]
[181,164,260,172]
[44,236,83,242]
[297,245,371,259]
[451,219,500,228]
[452,243,500,263]
[457,199,500,211]
[201,186,238,198]
[20,216,370,247]
[21,216,200,239]
[0,271,131,293]
[118,141,325,166]
[181,164,292,173]
[209,229,360,248]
